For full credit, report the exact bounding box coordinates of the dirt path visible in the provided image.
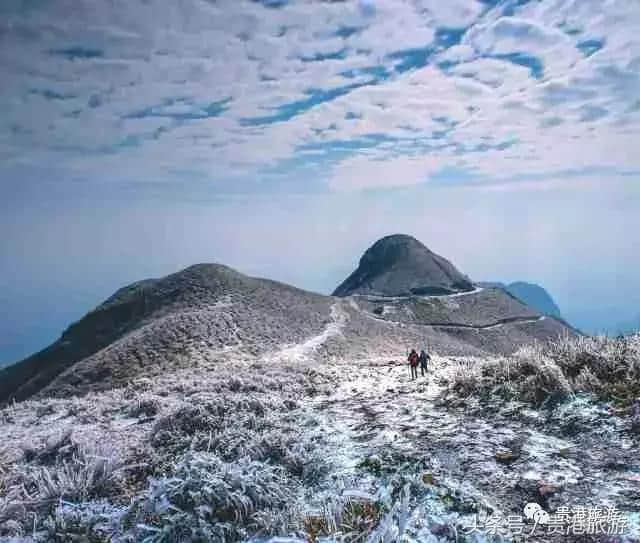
[407,315,546,330]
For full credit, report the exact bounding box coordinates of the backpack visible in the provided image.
[409,352,418,366]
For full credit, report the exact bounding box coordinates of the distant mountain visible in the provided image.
[477,281,562,319]
[333,234,473,297]
[1,238,577,404]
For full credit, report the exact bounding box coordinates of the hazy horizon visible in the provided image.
[1,0,639,365]
[2,172,639,367]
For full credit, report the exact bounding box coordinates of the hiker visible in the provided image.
[632,398,640,434]
[408,349,419,380]
[419,349,430,377]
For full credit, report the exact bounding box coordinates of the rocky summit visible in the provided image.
[333,234,474,297]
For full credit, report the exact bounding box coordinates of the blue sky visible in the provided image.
[1,0,640,364]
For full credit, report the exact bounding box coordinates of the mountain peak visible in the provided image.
[333,234,473,297]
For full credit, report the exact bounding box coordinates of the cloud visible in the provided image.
[125,97,232,121]
[0,0,639,193]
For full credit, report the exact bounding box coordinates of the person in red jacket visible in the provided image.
[408,349,419,380]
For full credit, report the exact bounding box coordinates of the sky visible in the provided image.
[1,0,639,365]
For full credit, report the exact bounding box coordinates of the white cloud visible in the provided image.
[449,57,532,91]
[0,0,639,192]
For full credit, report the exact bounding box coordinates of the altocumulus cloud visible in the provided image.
[0,0,639,191]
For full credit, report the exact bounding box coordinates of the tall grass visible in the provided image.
[448,333,640,406]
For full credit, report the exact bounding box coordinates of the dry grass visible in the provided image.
[447,333,640,406]
[304,498,384,542]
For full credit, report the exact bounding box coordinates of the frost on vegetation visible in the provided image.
[303,485,418,543]
[447,333,640,407]
[0,440,127,541]
[299,478,487,543]
[125,452,293,542]
[149,395,331,487]
[0,359,341,541]
[42,499,127,542]
[126,395,161,418]
[304,494,385,542]
[18,442,124,505]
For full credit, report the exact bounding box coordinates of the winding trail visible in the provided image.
[353,287,484,303]
[430,315,546,330]
[267,302,348,363]
[350,289,548,331]
[359,305,546,330]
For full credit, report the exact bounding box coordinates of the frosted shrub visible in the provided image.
[0,361,337,540]
[41,500,127,542]
[547,333,640,405]
[304,494,384,542]
[0,442,124,540]
[449,359,484,396]
[302,485,422,543]
[151,404,222,452]
[447,333,640,406]
[126,395,160,418]
[126,452,292,542]
[21,444,123,504]
[0,491,26,538]
[366,484,412,543]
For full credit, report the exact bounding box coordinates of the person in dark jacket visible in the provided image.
[632,397,640,434]
[408,349,419,380]
[419,349,430,376]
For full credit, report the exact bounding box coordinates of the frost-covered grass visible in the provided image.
[0,359,408,542]
[5,327,634,541]
[22,444,124,505]
[125,452,293,541]
[447,333,640,406]
[1,353,484,542]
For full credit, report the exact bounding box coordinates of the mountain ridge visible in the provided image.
[0,238,577,404]
[0,264,332,403]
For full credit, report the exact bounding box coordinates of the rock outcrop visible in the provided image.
[333,234,473,297]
